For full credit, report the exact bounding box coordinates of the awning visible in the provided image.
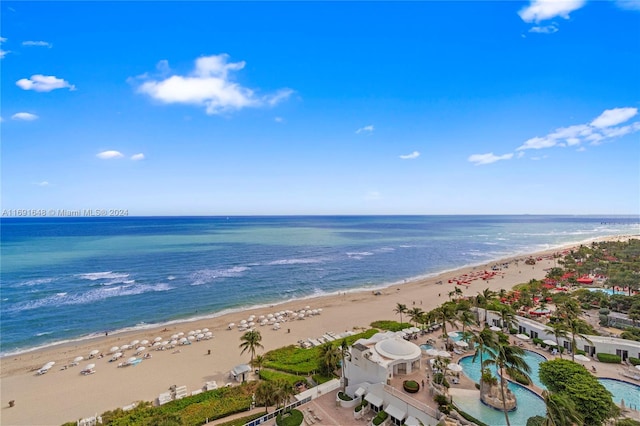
[404,416,420,426]
[232,364,251,376]
[385,404,406,421]
[364,392,383,407]
[354,387,366,398]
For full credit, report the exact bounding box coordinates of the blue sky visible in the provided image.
[1,1,639,215]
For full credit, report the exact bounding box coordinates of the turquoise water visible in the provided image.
[420,344,434,350]
[452,382,545,426]
[459,350,548,389]
[598,378,640,408]
[588,288,626,296]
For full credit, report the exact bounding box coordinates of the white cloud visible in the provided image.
[468,152,514,165]
[134,54,293,115]
[35,181,50,186]
[0,37,6,42]
[22,40,52,48]
[11,112,39,121]
[96,150,124,160]
[590,107,637,128]
[529,24,559,33]
[130,153,145,161]
[517,106,640,151]
[518,0,586,23]
[16,74,76,92]
[0,49,9,59]
[355,125,374,134]
[614,0,640,11]
[274,117,284,123]
[399,151,420,160]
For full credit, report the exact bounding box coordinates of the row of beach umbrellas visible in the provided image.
[229,307,322,330]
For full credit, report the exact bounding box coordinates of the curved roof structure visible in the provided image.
[374,338,421,360]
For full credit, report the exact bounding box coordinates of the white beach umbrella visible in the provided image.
[89,349,100,357]
[154,337,162,342]
[188,335,195,340]
[267,314,274,319]
[447,363,463,372]
[188,330,195,335]
[260,320,268,326]
[489,326,501,332]
[45,361,56,367]
[195,329,202,334]
[228,323,235,329]
[179,337,188,343]
[248,322,255,327]
[259,315,265,320]
[85,363,95,370]
[447,331,459,337]
[120,345,131,351]
[109,346,119,353]
[437,351,452,358]
[170,340,178,345]
[543,339,557,346]
[574,354,591,362]
[177,332,184,336]
[305,305,310,309]
[197,333,205,340]
[161,341,169,346]
[140,340,149,345]
[136,346,146,353]
[240,320,247,325]
[425,348,439,357]
[317,308,322,313]
[291,312,298,317]
[202,328,209,332]
[516,334,530,341]
[152,341,162,347]
[127,357,137,364]
[298,314,305,319]
[114,352,123,359]
[73,356,84,363]
[130,340,139,346]
[171,334,179,340]
[455,340,469,348]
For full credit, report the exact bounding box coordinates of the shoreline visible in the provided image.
[0,235,634,425]
[2,234,633,359]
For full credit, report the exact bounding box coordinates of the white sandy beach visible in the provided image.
[0,237,631,426]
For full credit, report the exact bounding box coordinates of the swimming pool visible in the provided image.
[452,382,545,426]
[588,288,626,296]
[598,378,640,409]
[459,350,548,389]
[420,344,434,350]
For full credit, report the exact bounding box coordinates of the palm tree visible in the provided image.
[239,330,264,364]
[251,354,266,378]
[479,288,496,325]
[567,318,593,362]
[408,307,424,327]
[541,390,583,426]
[483,342,531,426]
[394,303,408,326]
[471,327,497,394]
[498,306,516,332]
[549,323,569,359]
[255,380,276,413]
[457,309,476,336]
[319,343,341,376]
[432,302,457,340]
[339,339,350,391]
[273,378,295,409]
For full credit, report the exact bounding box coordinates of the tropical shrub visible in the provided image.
[337,391,353,401]
[597,353,622,363]
[276,409,303,426]
[402,380,419,393]
[629,356,640,366]
[507,366,531,385]
[372,410,388,426]
[370,320,411,332]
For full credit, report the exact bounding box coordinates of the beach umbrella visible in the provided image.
[240,320,247,325]
[130,340,139,346]
[188,335,195,340]
[89,349,99,357]
[140,340,149,345]
[171,334,179,340]
[73,356,84,363]
[228,323,235,329]
[425,348,439,356]
[202,328,209,332]
[127,357,137,364]
[516,333,530,341]
[44,361,55,368]
[205,332,213,338]
[267,314,274,319]
[154,337,162,342]
[109,346,119,353]
[489,326,501,332]
[437,351,452,358]
[114,352,123,359]
[170,340,178,345]
[455,340,469,348]
[195,329,202,334]
[153,341,162,347]
[317,308,322,313]
[543,339,557,346]
[197,333,205,340]
[85,363,95,370]
[305,305,310,310]
[447,363,463,372]
[298,314,305,319]
[179,337,188,343]
[259,315,265,320]
[574,354,591,362]
[136,346,146,353]
[447,331,459,337]
[188,330,195,335]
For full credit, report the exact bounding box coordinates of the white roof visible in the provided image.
[374,338,421,360]
[405,415,420,426]
[385,404,406,420]
[354,387,366,397]
[364,392,383,407]
[232,364,251,375]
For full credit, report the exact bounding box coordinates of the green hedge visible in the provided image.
[597,353,622,363]
[338,391,353,401]
[453,404,489,426]
[372,410,388,426]
[276,409,303,426]
[507,367,531,386]
[217,412,265,426]
[259,369,306,386]
[629,357,640,366]
[370,320,411,332]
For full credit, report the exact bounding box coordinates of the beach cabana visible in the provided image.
[231,364,251,382]
[364,392,384,412]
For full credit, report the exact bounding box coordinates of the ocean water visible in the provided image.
[1,215,638,356]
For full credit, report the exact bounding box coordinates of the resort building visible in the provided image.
[343,331,439,425]
[484,311,640,360]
